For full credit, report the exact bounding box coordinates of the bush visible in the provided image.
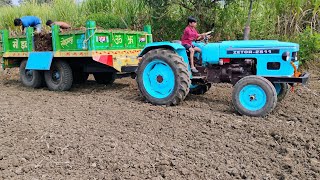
[291,28,320,64]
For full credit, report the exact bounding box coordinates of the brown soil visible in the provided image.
[0,68,319,179]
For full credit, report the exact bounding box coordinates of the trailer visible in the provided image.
[0,21,152,91]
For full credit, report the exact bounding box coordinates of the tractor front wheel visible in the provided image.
[232,76,277,117]
[136,49,191,105]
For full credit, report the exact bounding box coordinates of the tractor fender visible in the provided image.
[138,42,190,68]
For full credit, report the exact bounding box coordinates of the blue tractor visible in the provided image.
[135,39,309,117]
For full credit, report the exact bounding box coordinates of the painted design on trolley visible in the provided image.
[12,39,28,50]
[113,34,123,45]
[60,37,74,47]
[9,38,28,51]
[53,49,141,57]
[3,52,28,57]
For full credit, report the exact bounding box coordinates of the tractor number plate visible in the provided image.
[227,49,280,55]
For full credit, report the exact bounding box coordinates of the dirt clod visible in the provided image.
[11,158,20,167]
[0,161,9,170]
[15,167,23,175]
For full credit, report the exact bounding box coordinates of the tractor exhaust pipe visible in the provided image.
[244,0,254,40]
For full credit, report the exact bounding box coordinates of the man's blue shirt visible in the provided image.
[21,16,41,28]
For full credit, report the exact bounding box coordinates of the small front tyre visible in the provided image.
[136,49,191,105]
[44,60,73,91]
[232,76,277,117]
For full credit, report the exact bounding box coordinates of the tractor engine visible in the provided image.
[206,58,255,85]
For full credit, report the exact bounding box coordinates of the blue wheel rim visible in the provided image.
[274,83,281,95]
[143,60,175,99]
[239,84,267,111]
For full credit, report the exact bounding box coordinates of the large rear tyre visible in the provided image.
[136,49,191,105]
[232,76,277,117]
[44,60,73,91]
[273,83,289,102]
[93,72,116,85]
[19,60,44,88]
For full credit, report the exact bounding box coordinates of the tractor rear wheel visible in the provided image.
[44,60,73,91]
[136,49,191,105]
[273,83,289,102]
[232,76,277,117]
[19,59,44,88]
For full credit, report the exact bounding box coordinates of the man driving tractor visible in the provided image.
[181,16,211,73]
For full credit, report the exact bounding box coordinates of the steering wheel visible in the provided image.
[197,30,213,44]
[203,35,209,44]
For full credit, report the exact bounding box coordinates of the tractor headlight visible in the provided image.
[282,52,290,61]
[292,52,298,62]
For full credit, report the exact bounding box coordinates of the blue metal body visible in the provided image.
[26,52,53,70]
[139,40,300,77]
[198,40,299,76]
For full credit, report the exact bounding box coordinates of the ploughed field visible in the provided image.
[0,67,319,179]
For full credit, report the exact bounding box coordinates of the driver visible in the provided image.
[181,16,210,73]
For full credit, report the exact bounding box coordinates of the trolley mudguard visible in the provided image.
[26,52,54,70]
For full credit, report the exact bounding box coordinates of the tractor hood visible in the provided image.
[220,40,299,50]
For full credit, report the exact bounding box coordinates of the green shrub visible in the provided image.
[290,28,320,64]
